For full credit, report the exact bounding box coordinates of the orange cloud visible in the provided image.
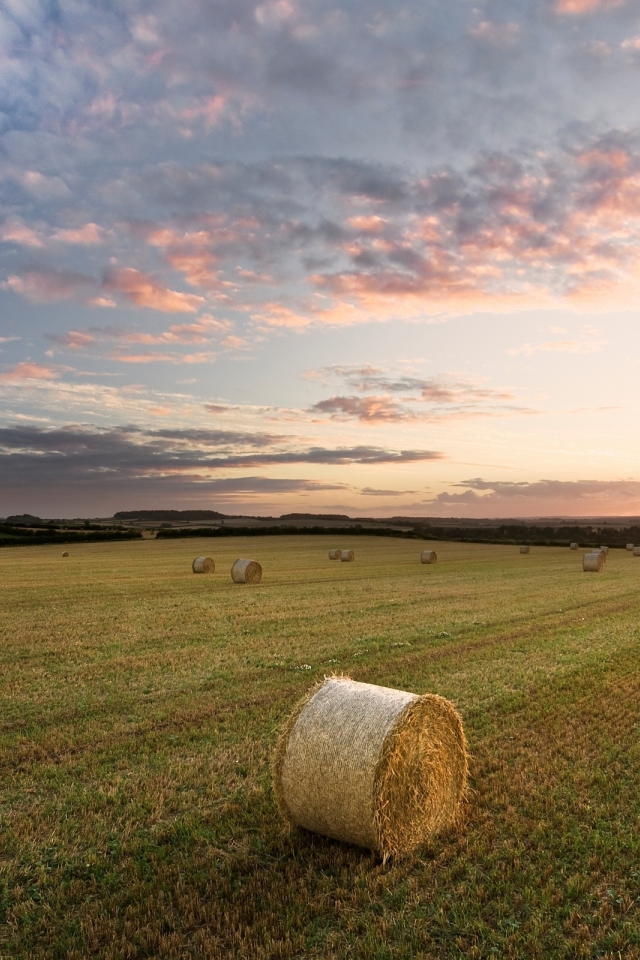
[104,268,205,313]
[51,223,105,244]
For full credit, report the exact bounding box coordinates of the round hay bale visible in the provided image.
[231,558,262,584]
[626,543,635,551]
[421,550,437,564]
[340,549,355,562]
[583,552,605,572]
[328,549,341,560]
[192,556,215,574]
[61,551,69,557]
[519,545,530,554]
[599,545,610,554]
[569,543,578,550]
[634,546,640,557]
[273,677,468,860]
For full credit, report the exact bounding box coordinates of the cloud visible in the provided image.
[0,362,62,382]
[422,477,640,517]
[508,338,607,355]
[1,269,94,302]
[307,365,530,422]
[0,424,444,486]
[104,268,205,313]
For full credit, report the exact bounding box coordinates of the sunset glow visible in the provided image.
[1,0,640,518]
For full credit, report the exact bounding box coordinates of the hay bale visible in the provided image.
[340,549,355,562]
[583,552,605,572]
[61,551,69,557]
[273,677,468,860]
[570,543,578,550]
[192,556,215,574]
[231,558,262,583]
[328,549,341,560]
[634,547,640,557]
[519,545,530,554]
[421,550,437,564]
[626,543,635,551]
[599,546,610,554]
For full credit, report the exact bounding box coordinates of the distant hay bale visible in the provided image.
[340,549,355,562]
[273,677,468,860]
[634,547,640,557]
[328,549,341,560]
[519,545,530,554]
[570,543,578,550]
[231,558,262,584]
[599,546,610,554]
[626,543,635,551]
[192,556,215,574]
[421,550,437,564]
[583,552,605,572]
[61,551,69,557]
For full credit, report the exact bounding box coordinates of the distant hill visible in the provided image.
[279,513,350,520]
[113,510,227,521]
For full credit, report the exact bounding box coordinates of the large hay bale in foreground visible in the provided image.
[421,550,437,564]
[61,551,69,558]
[273,676,468,860]
[570,543,578,550]
[340,549,355,562]
[519,545,530,554]
[627,543,635,551]
[328,549,341,560]
[583,552,605,572]
[634,547,640,557]
[231,558,262,583]
[192,556,215,574]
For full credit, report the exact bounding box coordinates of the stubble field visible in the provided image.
[1,535,640,959]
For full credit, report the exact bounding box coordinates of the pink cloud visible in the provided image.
[0,219,44,247]
[1,269,93,302]
[104,267,205,313]
[0,362,61,382]
[554,0,623,12]
[51,223,105,245]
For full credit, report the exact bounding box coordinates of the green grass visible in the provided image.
[1,536,640,959]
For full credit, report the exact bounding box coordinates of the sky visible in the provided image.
[2,0,640,519]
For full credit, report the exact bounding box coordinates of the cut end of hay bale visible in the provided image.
[328,549,341,560]
[421,550,437,564]
[340,549,355,562]
[626,543,635,551]
[583,552,605,572]
[633,546,640,557]
[61,551,69,557]
[519,545,530,554]
[192,556,215,574]
[273,677,468,860]
[231,558,262,584]
[570,543,578,550]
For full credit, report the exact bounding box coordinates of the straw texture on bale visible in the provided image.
[328,549,341,560]
[627,543,635,551]
[519,545,530,554]
[340,549,355,562]
[421,550,437,564]
[273,676,468,861]
[570,543,578,550]
[192,556,215,574]
[634,547,640,557]
[231,558,262,583]
[61,551,69,557]
[583,552,605,572]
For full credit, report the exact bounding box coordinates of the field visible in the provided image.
[1,536,640,959]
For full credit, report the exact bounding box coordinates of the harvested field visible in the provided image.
[2,535,640,959]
